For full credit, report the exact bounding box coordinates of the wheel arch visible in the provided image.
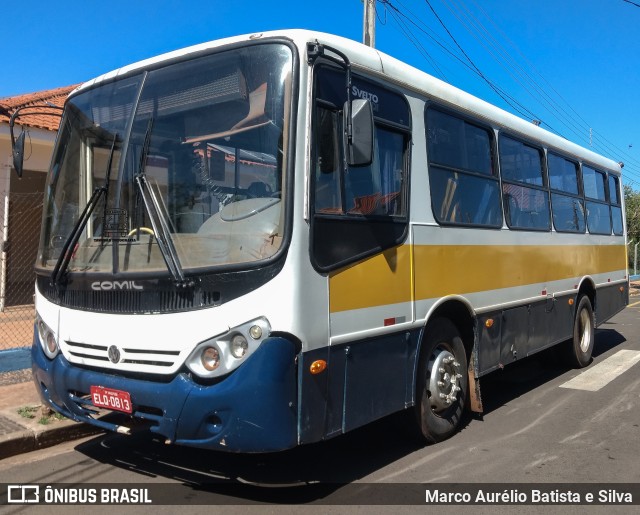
[415,296,482,413]
[577,276,597,317]
[420,296,476,362]
[412,297,479,443]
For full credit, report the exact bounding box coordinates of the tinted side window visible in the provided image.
[427,109,493,175]
[551,194,586,233]
[548,153,579,194]
[609,175,621,205]
[499,135,550,231]
[499,135,544,186]
[426,108,501,227]
[314,117,406,218]
[311,66,410,271]
[583,166,606,201]
[609,174,624,235]
[585,201,611,235]
[548,153,584,233]
[314,107,343,214]
[344,128,405,217]
[582,165,610,235]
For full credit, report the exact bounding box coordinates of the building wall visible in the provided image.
[0,125,56,310]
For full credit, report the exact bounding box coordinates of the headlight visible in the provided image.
[230,335,248,359]
[35,313,59,359]
[201,347,221,371]
[185,317,270,378]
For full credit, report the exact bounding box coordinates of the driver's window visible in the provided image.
[310,66,410,271]
[314,107,343,214]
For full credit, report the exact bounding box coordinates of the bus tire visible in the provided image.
[566,295,595,368]
[416,317,468,444]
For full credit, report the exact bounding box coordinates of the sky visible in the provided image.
[3,0,640,186]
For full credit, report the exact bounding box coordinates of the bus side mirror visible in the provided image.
[9,104,64,179]
[12,131,26,178]
[344,98,373,167]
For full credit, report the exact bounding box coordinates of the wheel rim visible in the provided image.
[428,346,463,413]
[579,307,592,353]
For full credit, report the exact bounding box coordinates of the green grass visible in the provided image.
[17,405,67,424]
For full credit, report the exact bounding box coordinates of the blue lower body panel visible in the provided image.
[32,330,298,453]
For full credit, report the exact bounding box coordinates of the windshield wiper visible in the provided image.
[133,118,190,287]
[51,133,118,286]
[135,174,189,286]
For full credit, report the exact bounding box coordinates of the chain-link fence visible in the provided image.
[629,241,639,277]
[0,192,43,351]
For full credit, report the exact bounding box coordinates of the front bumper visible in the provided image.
[32,329,299,453]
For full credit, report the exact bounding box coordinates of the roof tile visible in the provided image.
[0,84,80,131]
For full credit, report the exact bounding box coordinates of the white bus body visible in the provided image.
[30,30,628,451]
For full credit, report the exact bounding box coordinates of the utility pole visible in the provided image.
[363,0,376,48]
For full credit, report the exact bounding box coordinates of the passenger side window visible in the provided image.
[499,135,550,231]
[582,165,611,235]
[609,174,624,236]
[548,153,585,233]
[426,108,501,227]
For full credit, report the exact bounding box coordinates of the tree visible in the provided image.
[625,185,640,274]
[624,185,640,244]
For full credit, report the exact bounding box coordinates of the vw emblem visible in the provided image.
[107,345,121,364]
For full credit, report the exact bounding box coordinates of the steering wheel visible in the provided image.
[127,227,155,237]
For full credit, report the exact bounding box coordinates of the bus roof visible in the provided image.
[74,29,622,175]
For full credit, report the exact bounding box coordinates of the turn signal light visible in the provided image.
[310,360,327,375]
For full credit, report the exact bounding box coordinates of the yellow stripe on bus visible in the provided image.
[329,246,413,314]
[329,244,626,313]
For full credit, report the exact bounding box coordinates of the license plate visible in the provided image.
[90,386,133,414]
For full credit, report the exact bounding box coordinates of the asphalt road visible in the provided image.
[1,302,639,514]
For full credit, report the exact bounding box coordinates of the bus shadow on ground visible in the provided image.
[477,327,626,416]
[75,328,626,503]
[75,410,426,504]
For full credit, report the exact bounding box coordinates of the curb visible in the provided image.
[0,410,103,460]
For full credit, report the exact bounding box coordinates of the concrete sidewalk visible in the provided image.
[0,370,102,460]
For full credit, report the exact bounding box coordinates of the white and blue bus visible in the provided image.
[22,30,628,452]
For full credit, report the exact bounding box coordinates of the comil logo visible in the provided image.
[91,281,144,291]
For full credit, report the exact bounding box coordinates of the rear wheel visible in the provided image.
[415,318,468,444]
[565,295,595,368]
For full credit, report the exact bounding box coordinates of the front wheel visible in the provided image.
[415,318,468,444]
[565,295,595,368]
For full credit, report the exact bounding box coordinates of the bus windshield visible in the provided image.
[38,43,293,276]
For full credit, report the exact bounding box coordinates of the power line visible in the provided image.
[383,0,547,127]
[441,0,588,141]
[439,0,640,184]
[385,5,450,81]
[460,0,640,173]
[377,0,640,186]
[421,0,549,127]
